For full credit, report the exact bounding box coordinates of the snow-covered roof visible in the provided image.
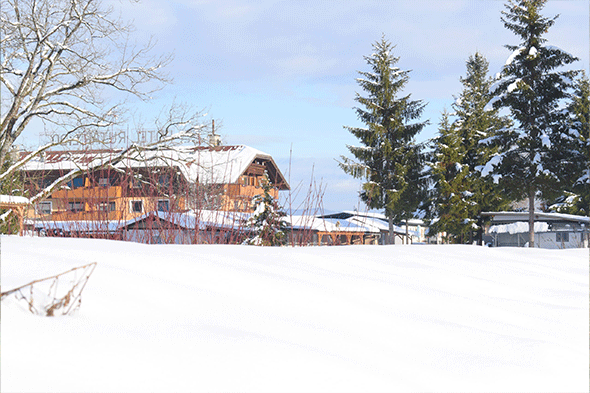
[30,220,121,232]
[482,211,590,224]
[284,215,378,233]
[122,210,251,231]
[284,213,417,236]
[0,195,30,205]
[489,222,550,235]
[20,145,289,189]
[317,211,420,235]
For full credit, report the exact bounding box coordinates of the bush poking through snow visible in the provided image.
[1,262,97,316]
[244,174,287,246]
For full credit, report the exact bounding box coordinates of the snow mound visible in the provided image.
[1,236,588,392]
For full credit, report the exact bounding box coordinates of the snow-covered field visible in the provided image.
[1,236,588,392]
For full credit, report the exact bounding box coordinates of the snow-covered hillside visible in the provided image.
[1,236,588,392]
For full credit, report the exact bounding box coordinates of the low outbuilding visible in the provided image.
[481,211,589,249]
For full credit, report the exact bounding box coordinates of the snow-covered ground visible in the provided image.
[1,236,588,392]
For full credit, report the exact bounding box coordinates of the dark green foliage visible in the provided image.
[567,73,590,216]
[487,0,579,202]
[428,111,474,243]
[484,0,580,246]
[550,73,590,216]
[427,53,511,243]
[340,36,428,228]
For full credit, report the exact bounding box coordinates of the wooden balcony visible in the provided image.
[226,183,278,198]
[50,210,124,221]
[51,186,123,200]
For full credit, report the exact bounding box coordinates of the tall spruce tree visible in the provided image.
[428,111,474,243]
[551,72,590,216]
[428,53,511,244]
[568,73,590,216]
[340,36,427,243]
[484,0,579,247]
[454,53,513,242]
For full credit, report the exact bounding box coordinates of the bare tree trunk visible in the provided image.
[388,216,394,245]
[528,188,535,248]
[476,217,483,246]
[405,220,409,245]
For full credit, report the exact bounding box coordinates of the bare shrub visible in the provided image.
[1,262,97,316]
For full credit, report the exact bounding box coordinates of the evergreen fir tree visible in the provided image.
[427,53,511,244]
[568,72,590,216]
[453,53,513,241]
[244,174,287,246]
[550,72,590,216]
[428,111,474,243]
[484,0,579,247]
[340,36,428,243]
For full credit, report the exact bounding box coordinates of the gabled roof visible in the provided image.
[20,145,289,190]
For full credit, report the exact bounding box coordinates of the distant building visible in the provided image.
[481,211,589,249]
[20,145,289,227]
[17,145,290,242]
[312,211,427,245]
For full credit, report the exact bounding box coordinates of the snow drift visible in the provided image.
[1,236,588,392]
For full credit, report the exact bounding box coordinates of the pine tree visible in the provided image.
[340,36,428,243]
[568,73,590,216]
[427,53,511,244]
[428,111,474,243]
[485,0,579,247]
[244,174,287,246]
[453,53,513,241]
[550,72,590,216]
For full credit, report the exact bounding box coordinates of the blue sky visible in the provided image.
[26,0,590,213]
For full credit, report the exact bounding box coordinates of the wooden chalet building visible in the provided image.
[20,145,289,226]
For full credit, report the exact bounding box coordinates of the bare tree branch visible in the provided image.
[1,0,172,169]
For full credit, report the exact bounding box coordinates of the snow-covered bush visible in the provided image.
[243,174,286,246]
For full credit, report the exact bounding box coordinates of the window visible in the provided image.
[130,200,143,213]
[157,199,170,212]
[37,201,52,215]
[98,202,116,212]
[66,177,84,189]
[68,201,84,212]
[98,178,110,187]
[556,232,569,243]
[158,175,171,188]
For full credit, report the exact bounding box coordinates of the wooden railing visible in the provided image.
[51,186,123,200]
[50,210,123,221]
